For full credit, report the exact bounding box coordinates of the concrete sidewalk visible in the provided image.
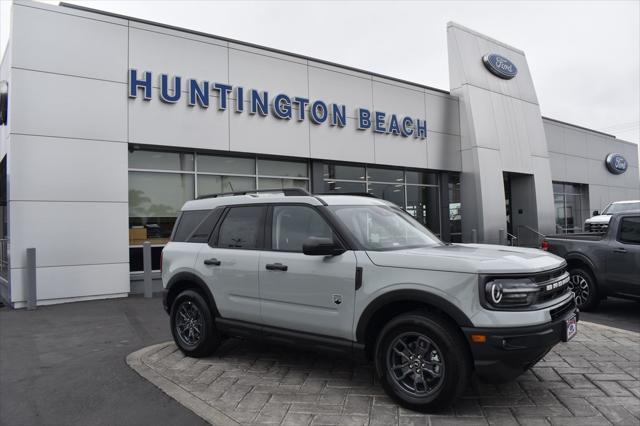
[128,322,640,426]
[0,296,207,426]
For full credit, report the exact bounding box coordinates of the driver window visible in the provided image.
[272,206,333,252]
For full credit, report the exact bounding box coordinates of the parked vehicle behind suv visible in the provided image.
[584,200,640,232]
[162,189,578,411]
[543,211,640,311]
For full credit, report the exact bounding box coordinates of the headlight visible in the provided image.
[484,278,540,309]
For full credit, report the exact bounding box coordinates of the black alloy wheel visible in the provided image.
[567,267,599,311]
[170,289,221,357]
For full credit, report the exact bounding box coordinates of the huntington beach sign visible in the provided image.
[128,69,428,140]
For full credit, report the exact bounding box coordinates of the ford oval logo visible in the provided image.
[482,54,518,80]
[605,153,628,175]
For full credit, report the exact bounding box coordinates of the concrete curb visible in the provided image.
[126,343,241,426]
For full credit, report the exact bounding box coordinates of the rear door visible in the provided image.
[195,205,266,323]
[258,204,357,340]
[606,215,640,296]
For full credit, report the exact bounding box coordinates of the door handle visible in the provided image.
[204,258,222,266]
[613,248,628,254]
[265,263,288,271]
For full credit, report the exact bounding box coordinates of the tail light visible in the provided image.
[541,240,550,251]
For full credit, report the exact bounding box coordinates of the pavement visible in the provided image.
[1,296,639,426]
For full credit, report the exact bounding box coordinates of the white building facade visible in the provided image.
[0,0,638,307]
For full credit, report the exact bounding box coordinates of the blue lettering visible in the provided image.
[249,90,269,116]
[213,83,232,110]
[330,104,346,127]
[357,108,371,130]
[273,94,292,119]
[374,111,386,133]
[188,79,209,107]
[401,116,414,137]
[415,119,427,139]
[310,100,328,124]
[235,87,244,113]
[128,69,152,100]
[293,97,309,121]
[159,74,181,103]
[388,114,400,135]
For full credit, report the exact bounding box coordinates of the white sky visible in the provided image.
[1,0,639,144]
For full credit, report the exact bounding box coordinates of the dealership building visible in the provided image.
[0,0,638,308]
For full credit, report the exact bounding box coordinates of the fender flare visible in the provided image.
[355,289,474,343]
[564,252,598,275]
[166,272,219,317]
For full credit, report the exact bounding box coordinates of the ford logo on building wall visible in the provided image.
[605,153,628,175]
[482,53,518,80]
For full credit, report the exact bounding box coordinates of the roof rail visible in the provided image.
[316,192,380,198]
[197,187,311,200]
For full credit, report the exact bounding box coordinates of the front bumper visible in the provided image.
[462,300,578,383]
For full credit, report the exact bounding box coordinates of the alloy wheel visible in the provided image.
[569,274,590,307]
[175,300,204,346]
[386,332,445,397]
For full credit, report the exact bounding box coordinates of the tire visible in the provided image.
[170,289,221,357]
[374,311,471,412]
[568,267,599,311]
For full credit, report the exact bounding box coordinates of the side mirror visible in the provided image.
[302,237,345,256]
[592,210,599,216]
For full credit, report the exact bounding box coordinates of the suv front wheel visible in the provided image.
[374,311,470,412]
[170,289,221,357]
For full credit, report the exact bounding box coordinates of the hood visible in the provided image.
[366,243,565,275]
[585,215,612,224]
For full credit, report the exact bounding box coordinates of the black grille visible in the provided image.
[531,267,566,283]
[550,298,576,321]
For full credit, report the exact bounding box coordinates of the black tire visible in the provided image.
[374,311,471,412]
[568,267,599,311]
[170,289,221,357]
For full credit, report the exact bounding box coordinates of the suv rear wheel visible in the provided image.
[374,311,470,412]
[170,290,221,357]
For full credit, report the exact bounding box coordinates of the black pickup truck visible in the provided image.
[542,211,640,311]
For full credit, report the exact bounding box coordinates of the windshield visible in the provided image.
[329,205,442,251]
[602,202,640,214]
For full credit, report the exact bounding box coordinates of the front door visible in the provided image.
[259,205,357,340]
[606,215,640,296]
[195,205,267,324]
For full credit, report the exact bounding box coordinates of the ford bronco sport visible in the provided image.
[162,188,578,411]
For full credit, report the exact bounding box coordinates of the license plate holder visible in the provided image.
[564,314,577,342]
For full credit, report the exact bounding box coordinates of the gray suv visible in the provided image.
[162,188,578,411]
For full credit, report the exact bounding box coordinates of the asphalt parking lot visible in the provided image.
[1,295,638,426]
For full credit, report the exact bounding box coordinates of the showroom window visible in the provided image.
[318,162,442,236]
[553,182,589,233]
[448,174,462,242]
[128,148,309,272]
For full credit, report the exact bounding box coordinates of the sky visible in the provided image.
[1,0,639,144]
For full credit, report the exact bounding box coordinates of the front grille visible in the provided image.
[550,297,576,321]
[531,267,566,284]
[586,223,608,233]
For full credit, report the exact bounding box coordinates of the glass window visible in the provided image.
[406,171,438,186]
[258,178,308,190]
[448,174,461,242]
[129,172,195,245]
[129,150,194,171]
[619,217,640,244]
[272,205,333,252]
[330,205,441,251]
[198,155,255,175]
[406,185,440,234]
[173,210,210,242]
[323,164,365,181]
[368,183,405,208]
[258,159,308,177]
[197,175,255,197]
[367,167,404,183]
[217,206,265,249]
[322,181,367,194]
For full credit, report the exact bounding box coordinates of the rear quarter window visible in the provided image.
[172,209,220,243]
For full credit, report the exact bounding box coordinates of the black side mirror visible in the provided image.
[302,237,345,256]
[593,210,599,216]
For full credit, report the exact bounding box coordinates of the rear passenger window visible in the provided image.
[272,205,334,252]
[216,206,266,249]
[619,217,640,244]
[173,211,210,242]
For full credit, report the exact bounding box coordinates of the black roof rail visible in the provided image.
[197,187,311,200]
[316,192,380,198]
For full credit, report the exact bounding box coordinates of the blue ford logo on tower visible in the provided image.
[605,153,628,174]
[482,53,518,79]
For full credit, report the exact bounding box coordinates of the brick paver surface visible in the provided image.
[131,322,640,425]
